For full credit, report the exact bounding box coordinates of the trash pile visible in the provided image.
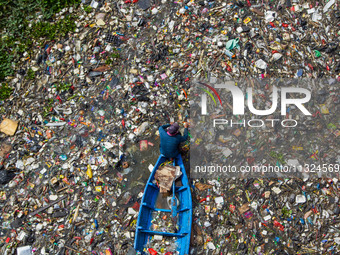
[145,235,178,255]
[0,0,338,254]
[191,178,340,254]
[189,78,339,179]
[150,211,178,233]
[145,236,178,255]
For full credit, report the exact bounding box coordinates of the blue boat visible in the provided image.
[134,154,192,255]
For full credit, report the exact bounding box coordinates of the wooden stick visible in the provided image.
[65,245,85,254]
[57,186,68,193]
[100,170,109,176]
[28,195,67,216]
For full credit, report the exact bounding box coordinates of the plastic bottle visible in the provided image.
[119,137,126,147]
[135,122,149,136]
[8,172,24,188]
[86,165,93,179]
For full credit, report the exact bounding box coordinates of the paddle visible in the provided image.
[171,160,178,232]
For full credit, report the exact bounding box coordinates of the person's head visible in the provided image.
[167,122,179,136]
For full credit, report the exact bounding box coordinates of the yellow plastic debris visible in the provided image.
[86,165,93,179]
[320,104,329,114]
[243,17,251,24]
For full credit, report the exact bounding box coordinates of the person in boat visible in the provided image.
[159,122,189,159]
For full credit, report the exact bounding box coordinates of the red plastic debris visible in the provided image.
[199,198,206,203]
[132,201,140,211]
[273,220,284,231]
[148,248,158,255]
[229,204,236,213]
[56,95,62,104]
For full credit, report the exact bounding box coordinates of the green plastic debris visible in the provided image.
[314,50,321,58]
[226,38,240,50]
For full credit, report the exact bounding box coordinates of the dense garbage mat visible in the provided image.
[144,236,179,255]
[0,0,339,254]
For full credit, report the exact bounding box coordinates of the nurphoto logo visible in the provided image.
[200,82,311,116]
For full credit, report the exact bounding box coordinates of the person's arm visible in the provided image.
[180,128,188,142]
[161,124,171,129]
[159,124,171,134]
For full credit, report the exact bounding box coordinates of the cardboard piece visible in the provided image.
[0,143,12,157]
[238,203,250,214]
[155,165,181,193]
[0,118,18,136]
[195,183,212,191]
